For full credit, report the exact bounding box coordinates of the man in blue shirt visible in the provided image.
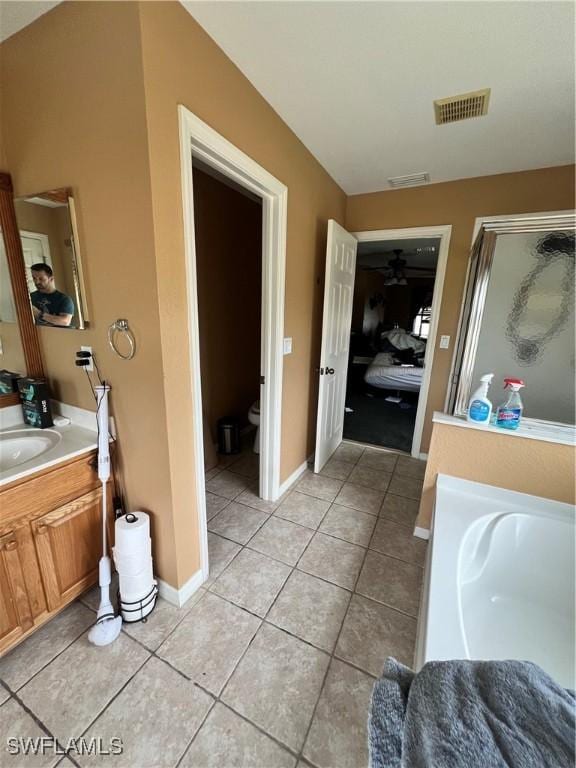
[29,263,75,327]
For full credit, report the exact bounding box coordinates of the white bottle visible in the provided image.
[467,373,494,424]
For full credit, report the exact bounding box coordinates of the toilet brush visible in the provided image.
[88,383,122,646]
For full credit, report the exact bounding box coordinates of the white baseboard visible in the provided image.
[418,452,429,461]
[277,459,308,497]
[413,526,430,541]
[157,568,204,608]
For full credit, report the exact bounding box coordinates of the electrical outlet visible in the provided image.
[439,335,450,350]
[283,337,293,355]
[80,345,94,371]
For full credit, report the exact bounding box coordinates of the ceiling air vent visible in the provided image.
[434,88,490,125]
[388,172,430,189]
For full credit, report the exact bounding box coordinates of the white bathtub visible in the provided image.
[416,474,575,689]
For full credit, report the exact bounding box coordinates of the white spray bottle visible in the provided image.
[467,373,494,424]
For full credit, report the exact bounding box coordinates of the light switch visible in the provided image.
[283,337,293,355]
[439,335,450,350]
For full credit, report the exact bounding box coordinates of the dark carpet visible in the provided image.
[343,390,417,453]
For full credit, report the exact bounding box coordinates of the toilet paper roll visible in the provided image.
[119,564,154,600]
[115,512,150,551]
[114,546,152,565]
[114,552,152,578]
[115,550,153,578]
[113,540,152,565]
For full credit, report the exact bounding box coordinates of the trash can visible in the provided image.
[217,418,240,455]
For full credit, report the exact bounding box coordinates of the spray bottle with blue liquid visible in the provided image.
[467,373,494,424]
[495,378,525,430]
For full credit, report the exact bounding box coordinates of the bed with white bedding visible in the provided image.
[364,352,424,392]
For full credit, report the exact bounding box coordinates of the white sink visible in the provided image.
[0,429,62,471]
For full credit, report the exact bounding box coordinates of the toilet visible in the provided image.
[248,401,260,453]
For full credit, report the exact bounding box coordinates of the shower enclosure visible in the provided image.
[448,212,575,432]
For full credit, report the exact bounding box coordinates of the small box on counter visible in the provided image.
[0,369,23,394]
[17,378,53,428]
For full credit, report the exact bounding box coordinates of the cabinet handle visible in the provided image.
[0,532,17,551]
[35,524,48,536]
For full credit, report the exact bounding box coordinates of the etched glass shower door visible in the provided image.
[452,216,575,427]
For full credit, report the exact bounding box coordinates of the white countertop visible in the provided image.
[433,411,576,447]
[0,421,98,487]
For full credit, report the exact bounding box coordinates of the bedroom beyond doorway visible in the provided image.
[343,236,441,453]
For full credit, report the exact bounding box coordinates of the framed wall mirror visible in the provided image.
[14,188,89,330]
[448,212,576,432]
[0,172,45,406]
[0,225,27,403]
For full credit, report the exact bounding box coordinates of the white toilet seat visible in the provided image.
[248,401,260,453]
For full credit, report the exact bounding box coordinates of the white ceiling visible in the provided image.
[357,238,440,269]
[0,1,60,43]
[2,2,574,195]
[185,1,575,194]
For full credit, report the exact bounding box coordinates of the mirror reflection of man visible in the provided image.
[30,263,74,327]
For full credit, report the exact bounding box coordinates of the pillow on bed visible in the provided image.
[380,337,399,353]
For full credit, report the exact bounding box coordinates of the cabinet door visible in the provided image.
[32,487,108,612]
[0,530,34,653]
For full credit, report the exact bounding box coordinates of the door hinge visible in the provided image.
[260,375,265,385]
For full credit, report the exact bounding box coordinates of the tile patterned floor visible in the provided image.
[0,443,426,768]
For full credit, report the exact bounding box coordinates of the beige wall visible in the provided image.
[345,165,576,452]
[1,1,346,588]
[418,421,576,530]
[1,2,182,587]
[194,168,261,450]
[138,1,346,583]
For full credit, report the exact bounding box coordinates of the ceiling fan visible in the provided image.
[361,249,435,284]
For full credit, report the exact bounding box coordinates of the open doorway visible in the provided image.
[193,161,263,480]
[314,222,451,473]
[179,106,287,589]
[344,236,440,453]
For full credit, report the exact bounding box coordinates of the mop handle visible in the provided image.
[101,479,108,555]
[95,384,111,485]
[95,384,111,556]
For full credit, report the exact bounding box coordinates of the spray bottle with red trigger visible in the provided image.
[495,378,525,430]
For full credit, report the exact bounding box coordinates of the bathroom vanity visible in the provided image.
[0,420,110,656]
[0,171,113,655]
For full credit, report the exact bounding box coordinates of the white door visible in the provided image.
[314,220,357,472]
[21,234,52,293]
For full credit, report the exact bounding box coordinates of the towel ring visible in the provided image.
[108,319,136,360]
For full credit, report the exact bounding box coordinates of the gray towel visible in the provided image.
[369,658,575,768]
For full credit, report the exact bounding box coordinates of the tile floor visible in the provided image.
[0,444,426,768]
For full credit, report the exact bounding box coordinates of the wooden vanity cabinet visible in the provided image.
[0,450,112,656]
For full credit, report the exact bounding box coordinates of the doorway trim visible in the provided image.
[178,106,287,582]
[353,225,452,458]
